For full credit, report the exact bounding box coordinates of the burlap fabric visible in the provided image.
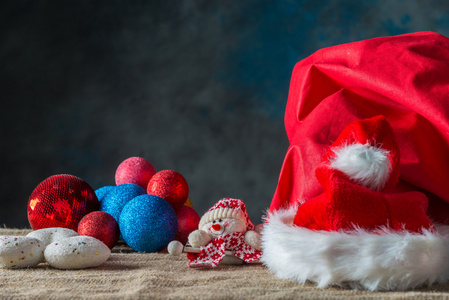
[1,228,449,299]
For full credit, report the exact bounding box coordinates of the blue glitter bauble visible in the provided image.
[100,184,146,222]
[95,186,115,203]
[119,194,178,253]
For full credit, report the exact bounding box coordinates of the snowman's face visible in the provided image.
[202,218,246,237]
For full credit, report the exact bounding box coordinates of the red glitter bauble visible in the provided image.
[115,157,156,189]
[78,211,120,249]
[173,206,200,245]
[27,174,100,231]
[147,170,189,211]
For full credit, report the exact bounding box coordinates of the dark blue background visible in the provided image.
[2,0,449,228]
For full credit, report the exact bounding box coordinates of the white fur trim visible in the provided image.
[199,207,246,230]
[330,143,391,191]
[261,207,449,291]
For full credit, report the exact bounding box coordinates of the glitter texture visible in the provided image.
[95,186,115,203]
[27,174,100,231]
[146,170,189,211]
[119,194,178,253]
[115,157,156,189]
[100,184,146,222]
[173,205,200,245]
[78,211,120,249]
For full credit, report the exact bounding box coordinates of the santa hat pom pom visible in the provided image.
[330,143,391,191]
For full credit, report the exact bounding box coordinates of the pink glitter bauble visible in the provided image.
[78,211,120,249]
[115,157,156,189]
[173,206,200,245]
[147,170,189,211]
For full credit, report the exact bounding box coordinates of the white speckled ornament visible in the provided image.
[27,227,79,246]
[44,236,111,269]
[0,236,45,268]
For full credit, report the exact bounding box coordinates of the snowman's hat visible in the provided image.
[198,198,254,231]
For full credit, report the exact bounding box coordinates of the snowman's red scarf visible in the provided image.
[187,232,262,268]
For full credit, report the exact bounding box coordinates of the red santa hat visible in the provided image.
[293,115,433,233]
[262,32,449,291]
[198,198,254,231]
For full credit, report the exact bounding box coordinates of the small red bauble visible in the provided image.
[147,170,189,211]
[115,157,156,189]
[78,211,120,249]
[173,206,200,245]
[27,174,100,231]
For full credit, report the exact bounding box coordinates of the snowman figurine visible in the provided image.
[186,198,262,268]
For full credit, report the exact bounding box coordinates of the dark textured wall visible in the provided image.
[2,1,449,228]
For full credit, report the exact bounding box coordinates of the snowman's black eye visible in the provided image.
[212,220,216,224]
[219,219,222,222]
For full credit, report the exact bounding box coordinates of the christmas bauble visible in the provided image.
[119,194,178,253]
[184,198,193,208]
[173,205,200,245]
[95,186,115,203]
[147,170,189,211]
[78,211,120,249]
[115,157,156,189]
[100,184,146,222]
[27,174,99,231]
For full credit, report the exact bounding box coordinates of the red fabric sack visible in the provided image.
[270,31,449,224]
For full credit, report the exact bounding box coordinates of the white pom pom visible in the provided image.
[167,241,184,256]
[330,143,391,191]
